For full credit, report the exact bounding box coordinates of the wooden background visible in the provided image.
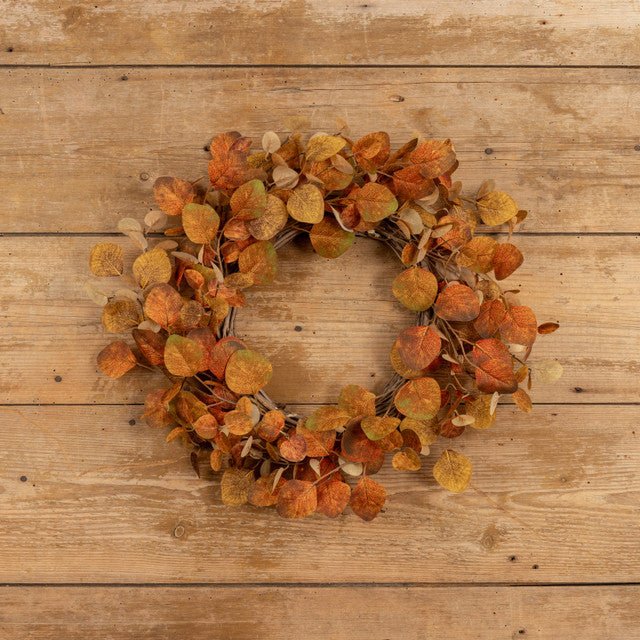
[1,2,639,638]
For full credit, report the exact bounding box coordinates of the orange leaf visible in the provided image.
[396,325,441,370]
[434,283,481,322]
[97,341,137,378]
[276,479,317,518]
[350,476,386,521]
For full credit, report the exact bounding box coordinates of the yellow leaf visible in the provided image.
[225,349,273,394]
[433,449,472,493]
[286,183,325,224]
[90,242,124,277]
[305,134,346,163]
[182,203,220,244]
[221,468,253,506]
[392,267,438,312]
[477,190,518,226]
[132,248,172,288]
[164,335,204,377]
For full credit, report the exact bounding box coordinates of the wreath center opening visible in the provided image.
[231,232,415,410]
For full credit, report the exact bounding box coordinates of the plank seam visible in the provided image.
[2,64,640,70]
[1,581,639,588]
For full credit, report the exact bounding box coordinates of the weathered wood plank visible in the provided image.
[1,404,638,583]
[1,235,637,405]
[1,1,639,66]
[1,585,639,640]
[1,68,639,233]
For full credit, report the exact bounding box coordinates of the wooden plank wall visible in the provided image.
[1,2,639,638]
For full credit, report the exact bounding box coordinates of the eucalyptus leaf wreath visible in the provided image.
[88,130,561,520]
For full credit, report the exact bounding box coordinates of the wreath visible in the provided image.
[88,130,561,521]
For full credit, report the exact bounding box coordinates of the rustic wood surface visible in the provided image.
[1,68,639,233]
[2,586,639,640]
[2,0,639,66]
[1,1,639,638]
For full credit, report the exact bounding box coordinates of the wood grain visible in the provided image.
[1,234,637,405]
[1,404,638,583]
[1,68,639,233]
[2,1,639,66]
[2,585,639,639]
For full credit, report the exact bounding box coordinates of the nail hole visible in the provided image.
[484,147,494,155]
[6,47,14,53]
[532,564,539,569]
[294,325,303,332]
[573,386,584,393]
[129,419,136,426]
[54,375,62,383]
[139,172,149,181]
[120,74,129,81]
[634,144,640,151]
[20,475,27,482]
[509,555,517,562]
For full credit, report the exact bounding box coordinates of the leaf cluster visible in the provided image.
[88,130,562,520]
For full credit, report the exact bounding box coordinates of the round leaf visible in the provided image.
[355,182,398,222]
[477,190,518,226]
[394,377,441,420]
[90,242,124,277]
[287,183,325,224]
[182,203,220,244]
[132,248,172,289]
[433,449,472,493]
[392,267,438,312]
[164,335,204,378]
[310,217,355,259]
[97,341,137,378]
[225,349,273,394]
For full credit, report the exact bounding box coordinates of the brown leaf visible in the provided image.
[500,305,537,346]
[396,325,441,370]
[476,190,518,226]
[352,132,390,172]
[230,179,267,220]
[409,139,456,178]
[132,328,166,366]
[305,133,346,163]
[143,283,182,329]
[306,405,351,432]
[153,176,195,216]
[276,479,318,518]
[492,243,524,280]
[97,341,137,378]
[316,480,351,517]
[474,299,507,338]
[310,217,355,259]
[350,476,386,521]
[512,388,533,413]
[297,424,336,457]
[394,377,441,420]
[247,194,288,240]
[278,432,308,462]
[209,336,247,379]
[361,416,400,441]
[538,321,560,335]
[434,283,481,322]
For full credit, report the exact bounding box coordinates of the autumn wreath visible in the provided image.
[88,130,561,521]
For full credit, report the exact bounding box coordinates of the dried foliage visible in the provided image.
[88,129,562,521]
